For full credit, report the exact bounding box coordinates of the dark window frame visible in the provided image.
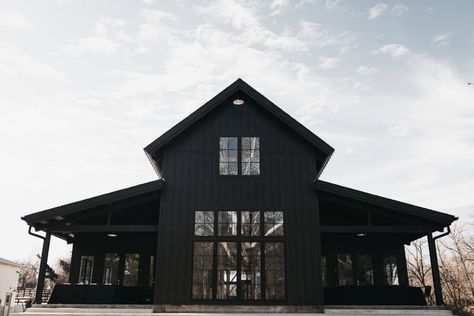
[192,210,286,303]
[218,137,261,177]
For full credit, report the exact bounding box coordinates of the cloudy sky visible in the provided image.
[1,0,473,264]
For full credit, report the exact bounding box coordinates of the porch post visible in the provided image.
[427,233,443,306]
[35,231,51,304]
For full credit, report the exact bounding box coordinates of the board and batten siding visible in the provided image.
[154,94,324,305]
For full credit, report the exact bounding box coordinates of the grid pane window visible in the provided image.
[218,211,237,236]
[192,242,214,299]
[241,211,260,236]
[241,242,261,300]
[219,137,238,175]
[265,242,285,300]
[217,242,238,299]
[264,211,284,236]
[194,211,214,236]
[241,137,260,175]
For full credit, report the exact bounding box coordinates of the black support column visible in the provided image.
[427,233,443,306]
[35,231,51,304]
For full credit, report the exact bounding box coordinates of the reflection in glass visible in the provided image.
[149,256,155,286]
[384,256,399,285]
[241,211,260,236]
[194,211,214,236]
[217,242,238,299]
[219,137,238,175]
[355,255,373,285]
[103,253,120,285]
[218,211,237,236]
[123,254,140,286]
[241,242,261,300]
[78,255,94,284]
[242,137,260,175]
[264,211,284,236]
[337,254,352,286]
[192,242,213,299]
[265,242,285,300]
[321,256,327,287]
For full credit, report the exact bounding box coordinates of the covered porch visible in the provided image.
[316,180,457,306]
[22,180,163,305]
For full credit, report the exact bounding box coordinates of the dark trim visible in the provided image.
[144,78,334,175]
[22,180,164,225]
[428,233,443,306]
[320,225,435,234]
[47,224,159,233]
[316,180,457,225]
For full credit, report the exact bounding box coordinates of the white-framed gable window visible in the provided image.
[219,137,260,175]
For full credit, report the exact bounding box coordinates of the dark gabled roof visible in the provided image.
[315,180,457,226]
[144,78,334,176]
[22,180,164,225]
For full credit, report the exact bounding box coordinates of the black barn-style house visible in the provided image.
[23,79,457,310]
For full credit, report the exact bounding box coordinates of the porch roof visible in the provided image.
[315,180,457,227]
[21,180,164,227]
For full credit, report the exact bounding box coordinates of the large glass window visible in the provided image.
[103,253,120,285]
[78,255,94,284]
[241,137,260,175]
[123,254,140,287]
[192,210,285,301]
[241,242,261,300]
[192,242,213,299]
[194,211,214,236]
[217,242,238,299]
[354,255,373,286]
[337,254,352,286]
[265,242,285,300]
[384,256,399,285]
[219,137,238,175]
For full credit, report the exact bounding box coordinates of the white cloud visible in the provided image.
[390,4,409,17]
[432,32,452,47]
[372,43,410,58]
[356,65,379,76]
[0,9,31,30]
[368,3,388,19]
[57,17,130,55]
[0,42,65,81]
[269,0,290,15]
[318,56,341,69]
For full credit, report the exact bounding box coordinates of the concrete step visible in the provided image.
[325,309,453,316]
[23,308,153,313]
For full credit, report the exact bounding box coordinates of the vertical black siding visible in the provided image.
[154,95,323,305]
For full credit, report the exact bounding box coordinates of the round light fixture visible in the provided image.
[233,98,245,106]
[107,233,118,237]
[356,233,367,237]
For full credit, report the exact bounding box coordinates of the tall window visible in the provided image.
[354,254,373,286]
[219,137,238,175]
[337,254,352,286]
[192,210,285,301]
[123,254,140,286]
[384,256,399,285]
[241,137,260,175]
[219,137,260,175]
[103,253,120,285]
[192,242,214,299]
[78,255,94,284]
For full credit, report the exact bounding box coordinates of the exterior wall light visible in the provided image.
[356,233,367,237]
[107,233,118,237]
[233,98,245,106]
